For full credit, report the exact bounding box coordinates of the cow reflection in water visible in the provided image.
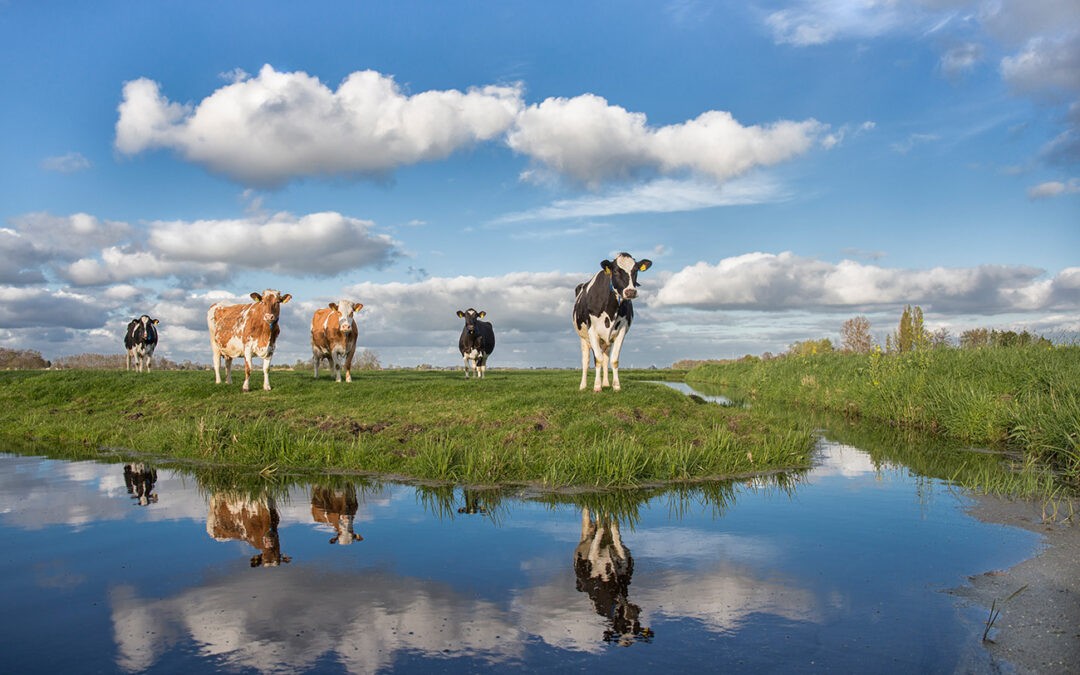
[574,508,653,646]
[457,489,489,515]
[206,493,291,567]
[123,464,158,506]
[310,485,363,545]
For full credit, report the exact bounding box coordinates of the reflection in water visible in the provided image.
[109,568,524,673]
[458,489,489,515]
[206,492,291,567]
[310,484,363,545]
[574,508,652,646]
[0,438,1039,673]
[123,463,157,506]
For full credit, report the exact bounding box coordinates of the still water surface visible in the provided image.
[0,422,1040,672]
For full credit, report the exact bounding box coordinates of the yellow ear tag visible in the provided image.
[639,264,647,271]
[605,268,612,275]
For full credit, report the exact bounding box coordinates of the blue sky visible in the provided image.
[1,1,1077,368]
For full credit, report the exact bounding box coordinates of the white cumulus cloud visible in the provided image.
[115,65,524,186]
[652,252,1080,314]
[507,94,825,187]
[148,211,401,276]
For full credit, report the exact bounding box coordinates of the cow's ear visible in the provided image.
[152,319,159,325]
[601,260,613,275]
[250,292,262,302]
[328,302,338,311]
[478,311,486,318]
[456,310,466,318]
[280,294,292,304]
[353,303,364,312]
[638,259,652,272]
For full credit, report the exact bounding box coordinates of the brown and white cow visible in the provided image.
[310,485,363,545]
[206,492,291,568]
[310,301,364,383]
[207,289,291,391]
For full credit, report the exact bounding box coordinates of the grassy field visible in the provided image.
[0,368,812,488]
[687,346,1080,488]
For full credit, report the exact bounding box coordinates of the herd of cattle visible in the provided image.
[124,252,652,391]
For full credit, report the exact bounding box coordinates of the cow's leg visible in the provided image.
[463,355,470,378]
[579,337,591,390]
[332,347,344,383]
[262,355,272,391]
[224,356,233,384]
[609,328,630,392]
[610,518,627,560]
[344,350,354,383]
[241,355,252,392]
[312,350,320,379]
[126,350,131,372]
[477,354,486,379]
[211,343,221,383]
[145,355,152,372]
[587,332,606,392]
[580,507,595,541]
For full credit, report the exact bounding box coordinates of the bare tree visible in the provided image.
[840,316,873,353]
[354,349,382,370]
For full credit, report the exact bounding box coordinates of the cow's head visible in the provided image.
[328,301,364,333]
[250,531,291,567]
[456,308,486,335]
[601,253,652,301]
[250,289,292,326]
[330,514,362,545]
[138,315,159,339]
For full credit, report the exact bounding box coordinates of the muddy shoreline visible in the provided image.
[951,495,1080,673]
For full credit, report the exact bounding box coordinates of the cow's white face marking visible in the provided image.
[336,299,356,333]
[614,254,639,299]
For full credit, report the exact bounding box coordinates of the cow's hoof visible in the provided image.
[264,385,272,391]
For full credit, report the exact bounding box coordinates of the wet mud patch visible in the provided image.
[307,416,392,438]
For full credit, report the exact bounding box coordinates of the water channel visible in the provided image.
[0,384,1044,673]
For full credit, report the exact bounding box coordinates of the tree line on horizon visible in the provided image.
[671,305,1057,369]
[0,309,1059,371]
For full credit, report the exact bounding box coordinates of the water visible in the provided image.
[0,400,1043,673]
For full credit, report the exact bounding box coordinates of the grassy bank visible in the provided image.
[686,346,1080,486]
[0,369,811,488]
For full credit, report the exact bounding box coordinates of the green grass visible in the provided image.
[0,368,812,488]
[687,346,1080,488]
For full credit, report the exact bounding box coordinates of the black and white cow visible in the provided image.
[124,315,159,372]
[573,253,652,391]
[457,308,495,378]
